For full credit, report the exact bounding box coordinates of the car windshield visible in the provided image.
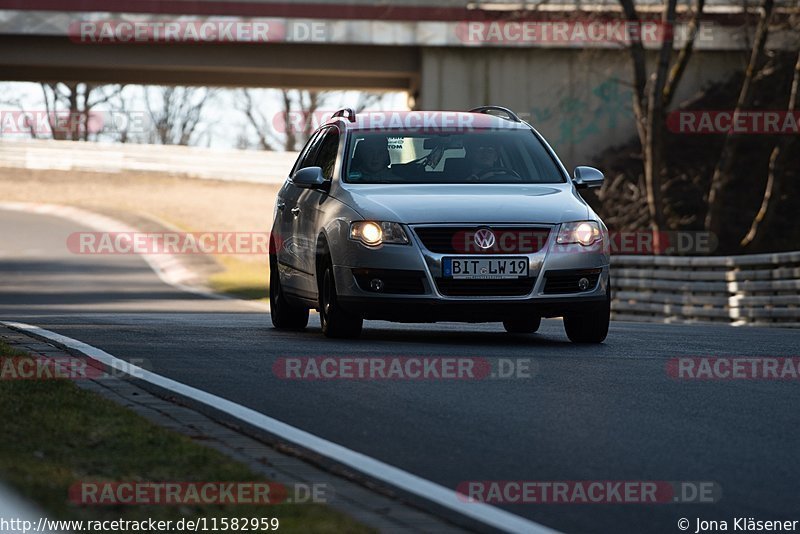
[344,129,565,184]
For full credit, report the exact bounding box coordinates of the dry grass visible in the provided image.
[0,168,280,234]
[0,341,371,533]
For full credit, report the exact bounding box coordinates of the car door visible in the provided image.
[276,130,323,296]
[294,126,341,297]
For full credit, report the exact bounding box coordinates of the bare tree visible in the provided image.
[144,86,214,146]
[291,90,328,149]
[350,91,384,113]
[0,89,37,139]
[39,83,124,141]
[741,48,800,249]
[237,89,393,152]
[704,0,775,241]
[237,89,278,151]
[237,89,334,151]
[619,0,706,240]
[111,86,138,144]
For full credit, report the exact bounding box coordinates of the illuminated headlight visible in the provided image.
[350,221,409,246]
[557,221,602,246]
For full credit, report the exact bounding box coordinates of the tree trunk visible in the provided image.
[281,90,296,151]
[619,0,649,149]
[619,0,704,249]
[740,51,800,249]
[643,0,678,244]
[704,0,774,245]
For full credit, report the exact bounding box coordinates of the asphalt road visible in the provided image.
[2,208,800,534]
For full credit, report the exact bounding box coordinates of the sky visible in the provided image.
[0,82,408,151]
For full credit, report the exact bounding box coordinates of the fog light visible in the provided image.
[370,278,384,292]
[578,277,590,291]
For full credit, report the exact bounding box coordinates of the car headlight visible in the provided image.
[350,221,409,246]
[557,221,602,246]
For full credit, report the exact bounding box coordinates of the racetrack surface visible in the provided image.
[2,208,799,533]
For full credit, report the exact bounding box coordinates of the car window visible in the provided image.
[313,128,340,181]
[292,130,323,174]
[344,129,565,184]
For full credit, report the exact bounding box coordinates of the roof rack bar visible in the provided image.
[469,106,521,123]
[331,108,357,123]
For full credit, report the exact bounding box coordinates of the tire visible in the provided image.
[563,289,610,344]
[503,316,541,334]
[318,257,363,339]
[269,254,309,330]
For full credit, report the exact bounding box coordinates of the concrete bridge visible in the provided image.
[0,0,796,166]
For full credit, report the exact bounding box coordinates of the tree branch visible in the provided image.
[663,0,707,108]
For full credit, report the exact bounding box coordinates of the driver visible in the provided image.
[464,139,502,181]
[350,137,396,182]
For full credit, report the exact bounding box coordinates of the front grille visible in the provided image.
[434,277,536,297]
[414,226,550,254]
[543,269,602,294]
[353,268,426,295]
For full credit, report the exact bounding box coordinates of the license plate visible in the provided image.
[443,257,529,279]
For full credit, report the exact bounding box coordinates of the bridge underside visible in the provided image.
[0,36,419,91]
[0,33,751,168]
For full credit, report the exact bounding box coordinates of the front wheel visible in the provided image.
[269,254,309,330]
[319,259,363,339]
[563,290,610,344]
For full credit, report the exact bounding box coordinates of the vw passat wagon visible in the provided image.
[269,106,610,342]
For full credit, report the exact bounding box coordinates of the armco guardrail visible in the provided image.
[0,139,298,184]
[612,251,800,327]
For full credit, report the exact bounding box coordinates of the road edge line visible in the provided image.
[2,320,555,534]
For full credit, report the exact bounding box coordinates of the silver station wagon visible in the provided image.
[269,106,610,342]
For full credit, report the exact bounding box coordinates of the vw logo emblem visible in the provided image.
[473,228,496,250]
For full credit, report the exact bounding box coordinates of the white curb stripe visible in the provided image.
[2,321,555,534]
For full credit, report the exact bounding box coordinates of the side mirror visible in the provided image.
[292,166,326,189]
[572,166,604,189]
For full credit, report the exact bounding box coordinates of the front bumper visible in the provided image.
[332,223,610,321]
[338,293,608,321]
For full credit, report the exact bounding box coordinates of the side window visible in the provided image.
[292,130,322,174]
[314,129,340,181]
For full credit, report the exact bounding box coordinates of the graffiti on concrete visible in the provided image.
[529,77,632,149]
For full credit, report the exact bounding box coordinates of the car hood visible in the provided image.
[336,183,589,224]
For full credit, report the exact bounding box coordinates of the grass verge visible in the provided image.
[208,256,269,301]
[0,341,370,533]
